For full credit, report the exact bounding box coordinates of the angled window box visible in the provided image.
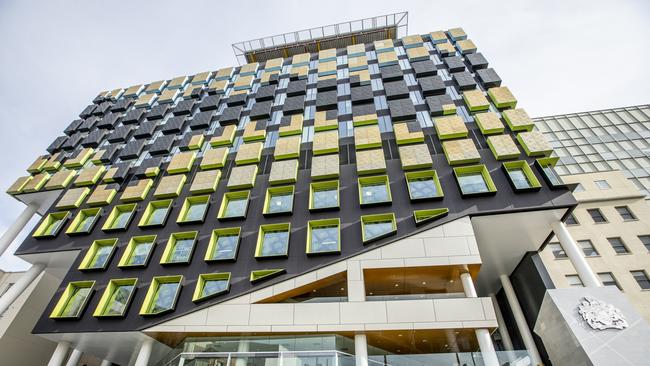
[361,213,397,244]
[66,208,102,235]
[405,170,444,201]
[268,159,298,185]
[138,199,173,228]
[309,180,340,211]
[535,157,566,189]
[139,275,183,316]
[453,165,497,197]
[192,273,231,302]
[398,144,433,171]
[189,170,220,194]
[177,195,210,224]
[255,223,291,259]
[102,203,137,232]
[55,187,91,209]
[474,112,505,135]
[250,269,286,284]
[307,218,341,255]
[205,227,241,262]
[118,235,156,268]
[503,161,542,192]
[93,278,137,318]
[263,186,295,216]
[226,165,258,190]
[50,281,94,319]
[33,211,70,238]
[153,174,186,199]
[413,208,449,226]
[217,191,250,220]
[160,231,198,265]
[167,151,197,174]
[516,131,553,157]
[487,134,520,161]
[78,238,118,271]
[358,175,392,206]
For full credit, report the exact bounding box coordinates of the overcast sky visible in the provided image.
[0,0,648,271]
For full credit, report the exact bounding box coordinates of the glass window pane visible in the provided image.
[211,235,238,260]
[313,188,338,209]
[261,230,289,256]
[508,168,532,189]
[458,173,488,194]
[310,225,339,253]
[202,279,229,298]
[224,198,247,217]
[268,192,293,213]
[364,220,393,241]
[408,177,439,199]
[129,242,153,265]
[61,287,91,317]
[90,245,113,268]
[170,238,194,262]
[360,183,389,204]
[185,202,208,221]
[151,283,179,313]
[104,284,134,316]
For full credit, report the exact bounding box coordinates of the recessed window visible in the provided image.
[118,235,156,268]
[565,213,579,226]
[309,180,339,211]
[78,239,118,271]
[161,232,197,265]
[413,208,449,226]
[33,212,70,238]
[594,180,611,190]
[139,275,183,316]
[630,270,650,290]
[548,242,567,259]
[50,281,94,319]
[453,165,497,196]
[250,269,286,284]
[361,213,397,244]
[587,208,607,223]
[102,204,137,231]
[358,175,392,205]
[405,170,443,200]
[307,219,341,255]
[206,227,241,261]
[579,240,598,257]
[597,272,621,290]
[503,161,541,191]
[66,208,102,235]
[607,237,629,254]
[93,278,137,317]
[565,275,583,287]
[217,191,250,220]
[192,273,231,302]
[138,199,173,227]
[639,235,650,252]
[177,196,209,224]
[615,206,636,221]
[536,158,564,188]
[263,186,295,215]
[255,223,291,258]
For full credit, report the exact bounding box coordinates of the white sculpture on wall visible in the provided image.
[577,296,628,330]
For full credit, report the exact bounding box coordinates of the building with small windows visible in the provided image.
[1,12,649,366]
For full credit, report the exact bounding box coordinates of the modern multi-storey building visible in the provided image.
[0,13,647,366]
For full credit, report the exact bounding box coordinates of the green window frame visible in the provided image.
[102,203,137,232]
[503,161,542,192]
[50,281,95,319]
[361,213,397,244]
[263,186,295,215]
[307,218,341,255]
[66,208,102,235]
[535,157,565,189]
[453,165,497,197]
[160,231,197,265]
[192,273,231,302]
[217,191,250,220]
[255,223,291,259]
[138,199,173,227]
[33,211,70,238]
[93,278,137,318]
[413,208,449,226]
[177,195,210,224]
[405,170,444,201]
[118,235,157,268]
[78,238,118,271]
[250,269,286,284]
[205,227,241,261]
[358,175,392,206]
[139,275,183,316]
[309,180,340,211]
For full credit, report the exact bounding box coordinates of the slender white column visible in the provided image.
[500,275,542,365]
[65,349,82,366]
[100,360,112,366]
[354,333,369,366]
[0,263,45,315]
[0,202,39,257]
[490,294,514,352]
[460,272,477,297]
[551,221,601,287]
[235,340,249,366]
[48,341,71,366]
[460,272,498,366]
[134,338,154,366]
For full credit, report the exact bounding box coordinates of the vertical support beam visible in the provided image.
[0,263,45,315]
[100,360,112,366]
[347,262,365,302]
[460,270,498,366]
[134,338,154,366]
[354,333,368,366]
[551,221,601,287]
[48,341,71,366]
[65,349,82,366]
[0,202,39,257]
[500,275,542,365]
[490,294,514,352]
[235,340,249,366]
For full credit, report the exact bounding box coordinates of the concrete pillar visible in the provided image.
[354,333,368,366]
[347,262,365,302]
[500,274,542,365]
[445,330,460,353]
[0,202,39,257]
[460,271,498,366]
[65,349,82,366]
[134,338,154,366]
[48,341,71,366]
[235,340,249,366]
[551,221,601,287]
[100,360,112,366]
[0,263,45,315]
[490,294,514,352]
[460,272,477,297]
